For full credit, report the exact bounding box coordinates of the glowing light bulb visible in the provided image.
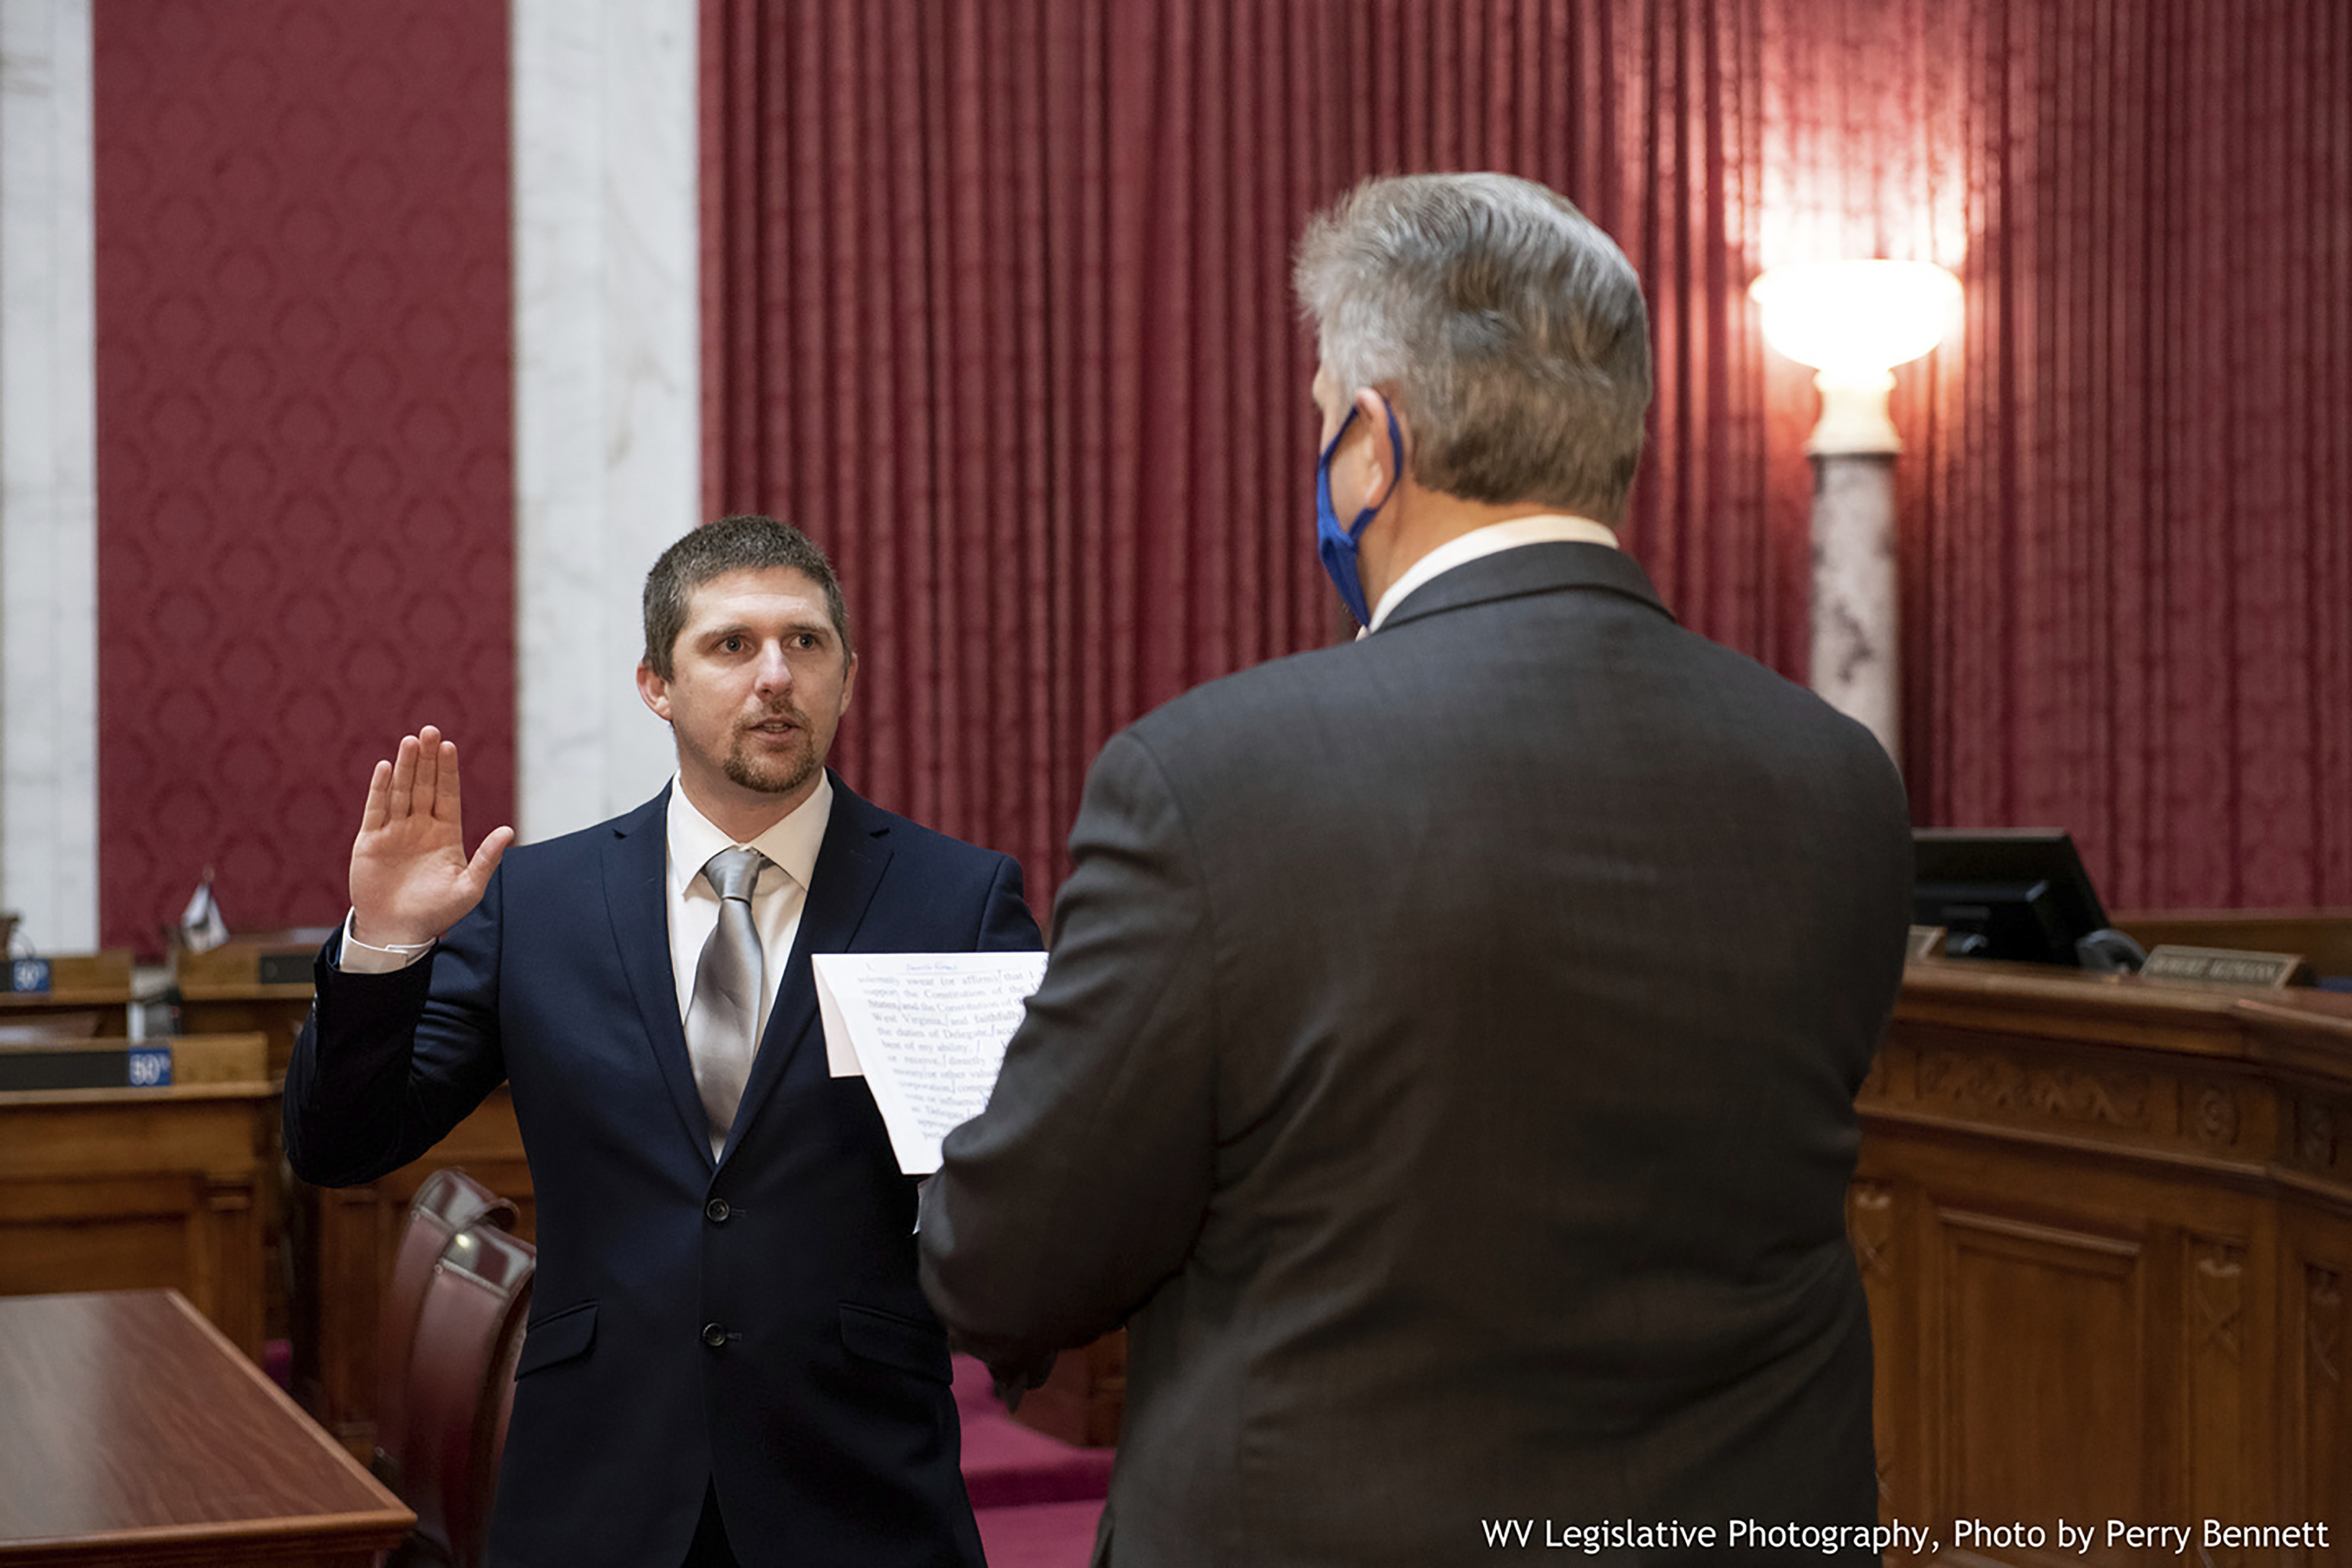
[1749,261,1962,454]
[1750,261,1960,375]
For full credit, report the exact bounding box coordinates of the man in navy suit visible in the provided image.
[285,515,1038,1568]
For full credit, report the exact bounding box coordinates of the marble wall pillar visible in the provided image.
[512,0,698,843]
[1810,453,1901,767]
[0,0,96,951]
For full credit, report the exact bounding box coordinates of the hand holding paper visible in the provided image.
[814,951,1050,1174]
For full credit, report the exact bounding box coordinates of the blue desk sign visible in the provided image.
[8,957,50,993]
[127,1045,173,1088]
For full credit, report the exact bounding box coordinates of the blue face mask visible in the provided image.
[1314,401,1405,629]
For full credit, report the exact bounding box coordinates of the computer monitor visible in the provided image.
[1912,829,2113,968]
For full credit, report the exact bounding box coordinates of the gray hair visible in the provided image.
[1294,173,1652,523]
[642,514,852,679]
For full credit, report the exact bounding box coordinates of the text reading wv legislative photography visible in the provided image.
[1477,1517,2333,1554]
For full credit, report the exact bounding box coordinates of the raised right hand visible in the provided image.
[349,725,514,948]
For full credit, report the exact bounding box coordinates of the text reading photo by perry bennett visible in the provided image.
[1477,1517,2333,1554]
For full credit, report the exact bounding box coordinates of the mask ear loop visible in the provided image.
[1365,397,1405,520]
[1343,396,1407,540]
[1316,406,1359,493]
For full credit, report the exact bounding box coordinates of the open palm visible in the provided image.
[348,725,514,948]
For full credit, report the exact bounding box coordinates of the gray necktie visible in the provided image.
[687,846,769,1156]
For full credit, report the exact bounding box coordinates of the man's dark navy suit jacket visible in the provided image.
[285,772,1040,1568]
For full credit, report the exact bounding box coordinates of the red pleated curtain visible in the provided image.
[701,0,2352,915]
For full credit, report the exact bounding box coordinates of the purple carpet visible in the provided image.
[976,1500,1108,1565]
[956,1355,1110,1566]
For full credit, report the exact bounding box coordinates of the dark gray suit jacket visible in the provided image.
[919,543,1913,1566]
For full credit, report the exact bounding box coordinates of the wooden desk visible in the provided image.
[292,1092,533,1458]
[1860,959,2352,1561]
[0,953,132,1037]
[0,1040,273,1360]
[0,1289,409,1564]
[176,931,328,1081]
[175,935,330,1346]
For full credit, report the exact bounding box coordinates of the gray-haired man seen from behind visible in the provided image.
[917,173,1914,1564]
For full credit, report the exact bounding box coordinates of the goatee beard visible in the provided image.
[723,729,819,798]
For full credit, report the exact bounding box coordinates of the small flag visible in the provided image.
[180,870,229,954]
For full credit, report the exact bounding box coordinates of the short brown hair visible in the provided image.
[641,514,852,679]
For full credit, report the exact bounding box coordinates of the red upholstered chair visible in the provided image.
[486,1302,524,1487]
[374,1168,517,1492]
[400,1221,536,1568]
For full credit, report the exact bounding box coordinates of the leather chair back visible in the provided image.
[374,1169,516,1490]
[403,1221,535,1568]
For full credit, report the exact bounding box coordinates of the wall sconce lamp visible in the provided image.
[1749,260,1961,765]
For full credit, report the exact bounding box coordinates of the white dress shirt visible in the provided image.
[662,772,832,1042]
[1365,513,1620,633]
[338,774,835,1050]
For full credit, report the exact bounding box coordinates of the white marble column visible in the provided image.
[511,0,698,842]
[1809,452,1901,767]
[0,0,97,951]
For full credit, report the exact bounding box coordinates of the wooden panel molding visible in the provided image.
[2192,1083,2247,1153]
[2185,1237,2253,1564]
[1917,1044,2154,1131]
[1935,1209,2150,1551]
[2296,1260,2347,1567]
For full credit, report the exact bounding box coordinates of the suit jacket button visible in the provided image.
[701,1322,728,1348]
[705,1197,730,1224]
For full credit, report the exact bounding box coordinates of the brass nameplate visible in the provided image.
[2141,944,2311,990]
[1907,925,1948,960]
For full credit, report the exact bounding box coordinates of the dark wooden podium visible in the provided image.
[1860,957,2352,1562]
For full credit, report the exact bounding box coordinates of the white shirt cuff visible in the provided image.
[336,911,435,974]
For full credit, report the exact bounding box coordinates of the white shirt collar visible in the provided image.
[665,770,834,898]
[1365,514,1620,633]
